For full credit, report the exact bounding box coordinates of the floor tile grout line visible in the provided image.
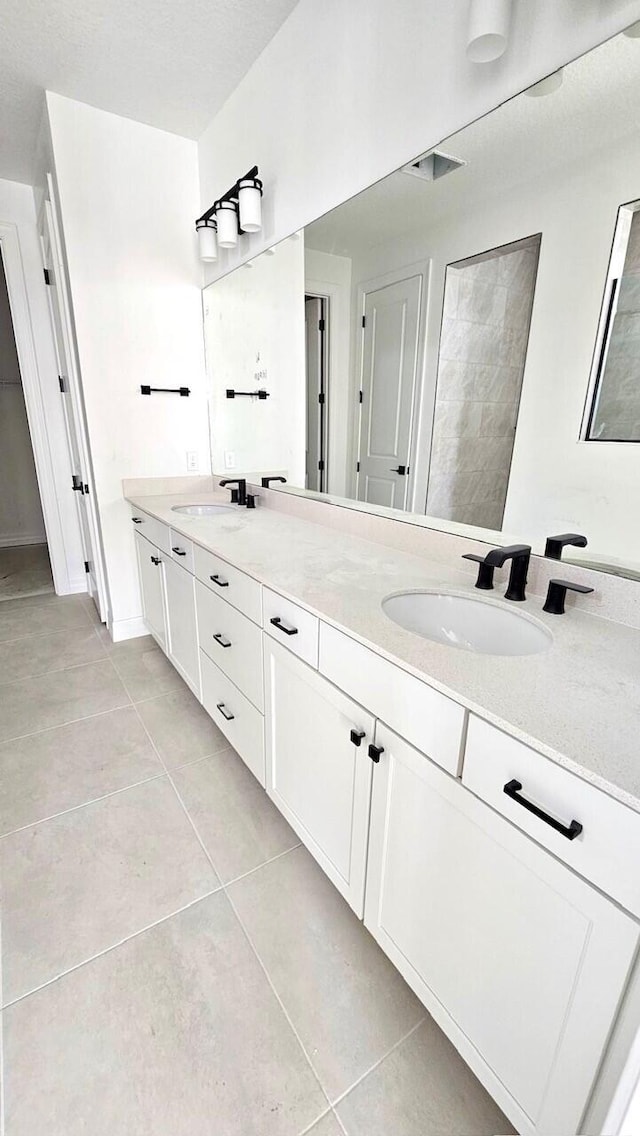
[223,883,335,1120]
[0,886,223,1012]
[0,700,142,749]
[0,647,114,690]
[297,1106,334,1135]
[0,769,169,842]
[223,842,302,889]
[0,617,97,646]
[327,1015,427,1111]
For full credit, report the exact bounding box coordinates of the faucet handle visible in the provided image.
[544,533,588,560]
[543,578,594,615]
[462,552,496,591]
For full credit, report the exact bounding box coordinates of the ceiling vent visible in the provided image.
[401,150,466,182]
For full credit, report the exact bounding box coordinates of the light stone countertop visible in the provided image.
[127,491,640,815]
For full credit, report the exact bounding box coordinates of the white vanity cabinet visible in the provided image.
[364,722,639,1136]
[163,555,200,698]
[134,530,167,650]
[264,636,375,915]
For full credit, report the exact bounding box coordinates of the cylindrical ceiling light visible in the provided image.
[216,200,239,248]
[525,68,564,97]
[624,20,640,38]
[195,217,218,262]
[238,176,263,233]
[466,0,512,63]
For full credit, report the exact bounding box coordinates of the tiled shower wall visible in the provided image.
[591,208,640,441]
[425,240,540,530]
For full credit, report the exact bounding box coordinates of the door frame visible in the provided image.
[39,176,109,621]
[0,219,76,592]
[304,293,329,491]
[353,259,430,507]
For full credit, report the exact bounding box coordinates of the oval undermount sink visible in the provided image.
[382,591,552,656]
[171,504,234,516]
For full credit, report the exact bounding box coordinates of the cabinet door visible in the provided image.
[164,555,200,698]
[264,637,374,915]
[365,723,639,1136]
[134,531,167,650]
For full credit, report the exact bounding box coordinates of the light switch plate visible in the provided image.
[224,451,236,469]
[186,451,199,472]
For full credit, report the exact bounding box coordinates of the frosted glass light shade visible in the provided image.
[238,178,263,233]
[466,0,511,63]
[195,218,218,262]
[525,69,564,97]
[216,201,238,247]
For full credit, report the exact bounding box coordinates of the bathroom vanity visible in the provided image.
[126,488,640,1136]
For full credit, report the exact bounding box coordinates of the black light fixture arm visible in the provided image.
[196,165,260,225]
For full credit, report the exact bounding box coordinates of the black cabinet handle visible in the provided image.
[350,729,365,746]
[210,574,229,588]
[213,633,232,649]
[132,517,144,524]
[270,616,298,637]
[150,556,161,566]
[368,743,384,763]
[172,546,187,556]
[503,779,583,841]
[216,702,235,721]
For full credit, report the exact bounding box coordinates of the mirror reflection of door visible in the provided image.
[305,295,328,491]
[357,274,421,509]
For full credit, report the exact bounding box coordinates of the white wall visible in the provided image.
[205,238,306,483]
[0,176,84,579]
[198,0,640,284]
[304,247,352,495]
[46,94,210,638]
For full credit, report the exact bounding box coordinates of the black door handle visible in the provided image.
[503,780,583,841]
[132,517,144,524]
[270,617,298,637]
[213,633,232,648]
[350,729,365,746]
[368,743,384,763]
[210,574,229,587]
[390,465,407,475]
[216,702,235,721]
[172,546,187,556]
[150,556,161,566]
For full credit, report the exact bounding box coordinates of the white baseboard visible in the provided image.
[109,615,149,643]
[0,532,47,548]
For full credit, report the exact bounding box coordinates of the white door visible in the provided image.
[364,723,639,1136]
[305,296,327,491]
[41,191,108,620]
[357,275,421,508]
[134,532,167,650]
[164,556,201,697]
[264,637,375,915]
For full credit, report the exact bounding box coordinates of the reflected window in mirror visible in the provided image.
[427,235,541,530]
[586,199,640,442]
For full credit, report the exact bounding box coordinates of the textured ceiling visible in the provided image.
[0,0,300,184]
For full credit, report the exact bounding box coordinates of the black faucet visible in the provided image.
[544,533,588,560]
[261,476,287,488]
[483,544,532,602]
[220,478,247,506]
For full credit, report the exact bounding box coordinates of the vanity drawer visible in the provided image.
[193,544,262,625]
[169,530,194,574]
[196,581,263,711]
[463,715,640,917]
[263,588,319,668]
[200,651,265,785]
[319,624,465,777]
[130,507,170,553]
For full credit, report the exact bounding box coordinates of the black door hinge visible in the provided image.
[356,461,360,472]
[318,459,325,472]
[318,318,325,332]
[362,315,366,328]
[72,474,83,492]
[318,392,325,404]
[359,390,363,403]
[58,375,66,393]
[83,484,89,495]
[43,268,52,285]
[84,560,90,573]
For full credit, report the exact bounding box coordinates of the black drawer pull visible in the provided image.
[213,633,232,649]
[210,574,229,587]
[368,743,384,764]
[216,702,235,722]
[150,556,161,566]
[172,546,187,556]
[350,729,365,747]
[132,516,144,524]
[270,616,298,637]
[503,780,583,841]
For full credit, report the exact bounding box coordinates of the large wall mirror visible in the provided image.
[203,27,640,578]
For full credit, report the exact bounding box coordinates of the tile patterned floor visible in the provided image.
[0,544,53,602]
[0,592,515,1135]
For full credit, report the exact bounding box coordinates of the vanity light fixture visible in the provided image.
[402,149,466,182]
[466,0,512,63]
[195,165,262,262]
[623,20,640,37]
